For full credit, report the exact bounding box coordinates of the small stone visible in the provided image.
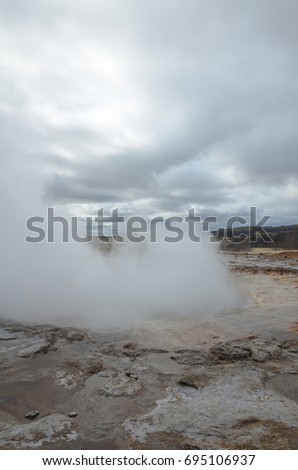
[125,372,138,380]
[178,378,198,389]
[68,412,78,418]
[25,411,39,420]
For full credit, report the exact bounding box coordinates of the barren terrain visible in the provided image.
[0,251,297,449]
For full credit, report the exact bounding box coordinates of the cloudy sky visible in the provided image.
[1,0,298,226]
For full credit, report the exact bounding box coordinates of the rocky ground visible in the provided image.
[0,251,298,449]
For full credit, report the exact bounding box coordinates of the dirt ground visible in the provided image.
[0,251,297,449]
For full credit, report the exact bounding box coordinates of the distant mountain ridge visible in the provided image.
[213,224,298,251]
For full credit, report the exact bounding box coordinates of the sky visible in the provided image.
[1,0,298,227]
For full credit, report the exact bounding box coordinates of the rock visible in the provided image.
[100,343,168,358]
[54,358,104,389]
[25,411,39,420]
[251,350,271,363]
[68,412,78,418]
[101,342,138,356]
[178,371,210,390]
[178,378,198,389]
[102,375,142,397]
[44,328,69,344]
[85,359,103,375]
[0,414,76,448]
[16,342,50,358]
[66,332,86,342]
[251,342,283,363]
[123,342,138,350]
[172,349,215,366]
[125,372,139,380]
[210,343,252,361]
[124,363,298,449]
[0,329,17,341]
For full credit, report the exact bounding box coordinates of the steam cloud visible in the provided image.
[0,160,240,329]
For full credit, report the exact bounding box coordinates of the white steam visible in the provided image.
[0,160,240,329]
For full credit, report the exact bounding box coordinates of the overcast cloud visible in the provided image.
[1,0,298,224]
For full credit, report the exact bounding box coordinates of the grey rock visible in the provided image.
[178,377,198,389]
[102,375,142,397]
[0,414,76,448]
[16,342,50,358]
[125,363,298,449]
[66,332,86,342]
[25,411,39,420]
[125,372,139,380]
[251,350,271,363]
[0,329,17,341]
[172,350,214,366]
[54,357,104,389]
[210,343,252,360]
[251,342,283,363]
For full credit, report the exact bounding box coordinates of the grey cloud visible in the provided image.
[0,0,298,222]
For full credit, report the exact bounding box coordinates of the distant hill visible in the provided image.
[212,224,298,251]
